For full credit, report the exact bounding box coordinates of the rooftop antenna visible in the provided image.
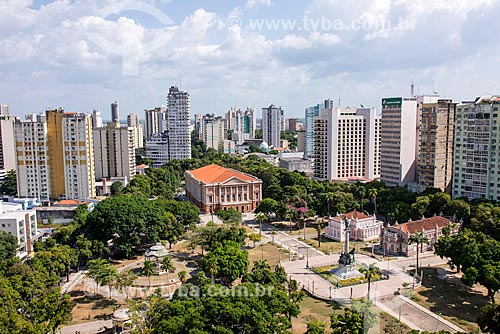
[338,97,341,107]
[411,80,415,97]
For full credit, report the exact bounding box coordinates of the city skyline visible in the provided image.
[2,0,500,118]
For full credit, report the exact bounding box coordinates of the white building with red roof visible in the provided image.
[185,164,262,214]
[324,210,382,242]
[380,216,460,256]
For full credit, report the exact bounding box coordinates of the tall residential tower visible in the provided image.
[452,95,500,200]
[15,109,95,200]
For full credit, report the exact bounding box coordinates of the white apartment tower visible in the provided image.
[380,97,419,187]
[453,95,500,200]
[127,113,143,149]
[225,107,256,145]
[15,109,95,200]
[262,105,284,148]
[144,106,167,138]
[202,114,226,152]
[314,107,381,181]
[0,105,9,116]
[92,109,103,128]
[145,86,191,166]
[166,86,191,160]
[0,115,16,172]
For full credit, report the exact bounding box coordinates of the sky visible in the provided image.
[1,0,500,119]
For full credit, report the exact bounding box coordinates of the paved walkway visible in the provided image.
[59,320,111,334]
[281,253,464,333]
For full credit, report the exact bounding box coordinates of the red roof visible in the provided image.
[54,199,85,206]
[393,216,451,234]
[336,210,371,220]
[188,164,259,183]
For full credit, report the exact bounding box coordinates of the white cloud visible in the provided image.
[2,0,500,118]
[246,0,272,11]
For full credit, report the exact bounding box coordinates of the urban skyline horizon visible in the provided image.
[3,87,486,121]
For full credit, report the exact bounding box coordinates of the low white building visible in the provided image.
[0,201,40,259]
[324,211,382,242]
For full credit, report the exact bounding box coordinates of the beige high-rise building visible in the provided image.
[0,115,16,172]
[314,107,380,181]
[93,123,136,181]
[417,99,456,193]
[15,109,95,200]
[202,114,225,152]
[126,112,143,149]
[144,106,166,138]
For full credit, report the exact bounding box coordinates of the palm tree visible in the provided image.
[142,260,155,290]
[178,270,188,283]
[316,219,322,248]
[368,188,378,216]
[323,192,335,217]
[284,207,295,234]
[409,231,430,274]
[355,185,366,212]
[116,270,137,299]
[205,257,217,283]
[255,212,267,237]
[161,256,175,284]
[253,259,270,271]
[359,263,380,300]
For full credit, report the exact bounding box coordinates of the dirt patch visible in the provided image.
[411,267,496,333]
[69,287,125,325]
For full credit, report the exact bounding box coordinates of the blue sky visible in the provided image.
[1,0,500,119]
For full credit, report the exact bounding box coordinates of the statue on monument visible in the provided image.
[338,216,355,267]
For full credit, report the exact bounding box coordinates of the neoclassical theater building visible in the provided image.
[185,164,263,214]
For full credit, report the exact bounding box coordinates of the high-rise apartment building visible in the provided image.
[0,115,16,171]
[202,114,226,152]
[127,113,139,127]
[145,86,191,165]
[262,105,284,148]
[126,113,143,149]
[452,95,500,200]
[417,99,456,193]
[305,104,320,158]
[94,104,135,180]
[225,107,256,145]
[194,114,204,140]
[288,118,300,131]
[305,100,333,158]
[93,123,136,180]
[166,86,191,160]
[144,106,167,138]
[380,97,419,187]
[314,107,380,181]
[92,109,103,128]
[15,109,95,200]
[0,105,10,116]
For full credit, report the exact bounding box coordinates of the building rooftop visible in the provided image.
[392,216,451,235]
[188,164,259,183]
[54,199,85,206]
[335,210,372,220]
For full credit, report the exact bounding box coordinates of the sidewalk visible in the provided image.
[282,254,465,333]
[60,320,111,334]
